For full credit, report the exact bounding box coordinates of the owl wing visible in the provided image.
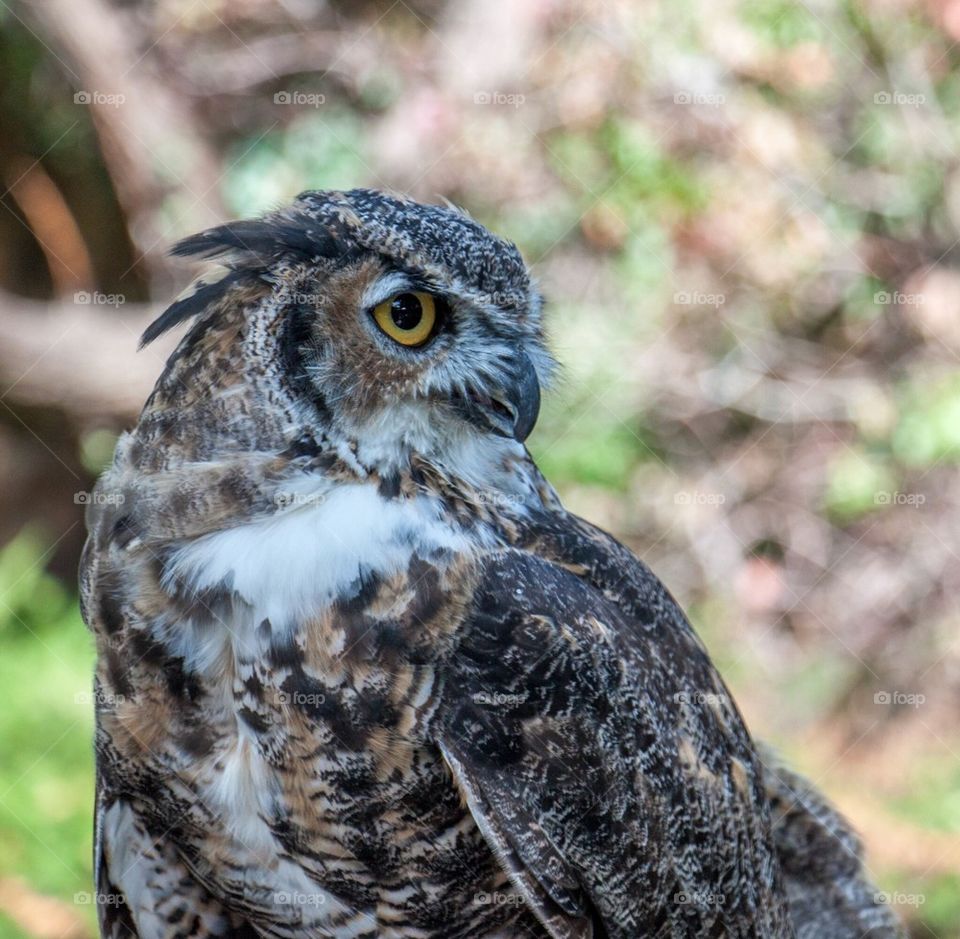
[433,528,794,939]
[761,756,906,938]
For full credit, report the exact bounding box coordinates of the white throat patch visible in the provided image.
[164,482,472,627]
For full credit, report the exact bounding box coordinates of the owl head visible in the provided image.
[142,190,554,474]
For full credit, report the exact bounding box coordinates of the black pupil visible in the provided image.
[391,293,423,331]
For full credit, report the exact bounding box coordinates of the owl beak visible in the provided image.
[500,351,541,442]
[456,351,541,442]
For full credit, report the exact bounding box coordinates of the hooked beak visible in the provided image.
[454,350,541,442]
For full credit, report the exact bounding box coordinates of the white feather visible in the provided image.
[165,483,473,628]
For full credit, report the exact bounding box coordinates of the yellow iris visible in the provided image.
[372,292,437,347]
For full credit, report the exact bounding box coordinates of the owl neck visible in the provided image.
[278,411,546,523]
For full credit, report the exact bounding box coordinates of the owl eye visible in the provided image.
[372,292,438,347]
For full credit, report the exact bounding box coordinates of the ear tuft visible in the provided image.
[171,214,339,267]
[139,270,250,347]
[141,207,351,348]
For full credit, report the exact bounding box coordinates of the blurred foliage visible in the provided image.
[224,111,368,217]
[895,374,960,467]
[0,533,96,937]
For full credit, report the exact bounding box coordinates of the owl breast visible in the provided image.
[96,480,536,937]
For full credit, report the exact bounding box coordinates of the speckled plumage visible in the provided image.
[81,189,902,939]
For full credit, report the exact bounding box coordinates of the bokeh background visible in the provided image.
[1,0,959,935]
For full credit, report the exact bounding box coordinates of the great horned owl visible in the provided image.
[81,189,902,938]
